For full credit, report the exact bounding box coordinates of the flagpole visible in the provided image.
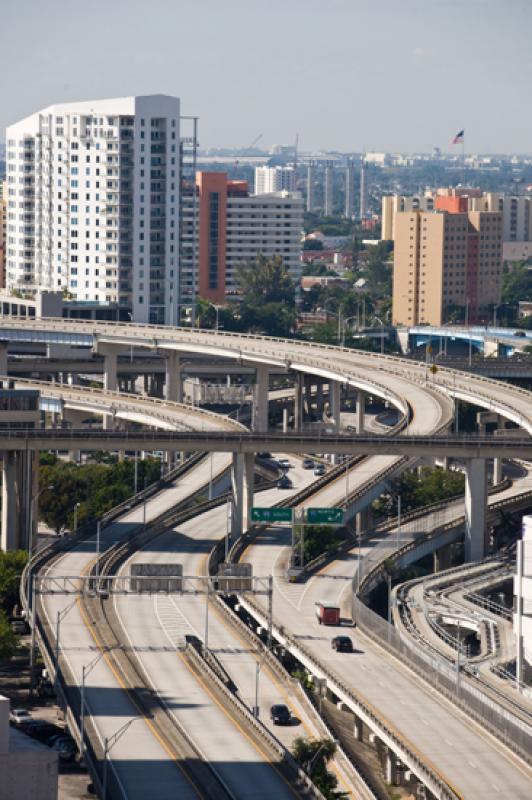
[461,135,466,186]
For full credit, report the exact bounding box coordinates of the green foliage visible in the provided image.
[373,467,465,518]
[38,457,162,534]
[291,737,344,798]
[39,451,58,466]
[0,551,28,616]
[502,262,532,305]
[0,609,18,662]
[303,239,324,251]
[364,242,392,299]
[293,525,342,563]
[237,253,295,306]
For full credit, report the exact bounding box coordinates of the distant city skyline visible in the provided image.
[3,0,532,153]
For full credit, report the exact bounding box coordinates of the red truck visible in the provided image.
[315,602,340,626]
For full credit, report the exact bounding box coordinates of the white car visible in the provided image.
[10,708,32,725]
[278,458,291,469]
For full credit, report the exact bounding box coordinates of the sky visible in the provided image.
[3,0,532,153]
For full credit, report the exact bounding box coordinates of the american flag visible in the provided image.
[451,130,464,145]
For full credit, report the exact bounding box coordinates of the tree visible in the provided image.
[502,262,532,306]
[291,738,344,799]
[303,239,324,251]
[236,254,295,307]
[373,467,465,518]
[0,610,18,662]
[0,551,28,616]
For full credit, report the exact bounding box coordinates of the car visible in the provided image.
[331,635,353,652]
[302,458,314,470]
[277,475,292,489]
[10,620,28,635]
[278,458,291,469]
[514,330,527,337]
[313,464,326,476]
[23,722,61,743]
[9,708,32,725]
[270,704,291,725]
[257,452,272,459]
[53,739,77,761]
[37,679,56,699]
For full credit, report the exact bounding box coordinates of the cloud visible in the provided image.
[412,47,435,58]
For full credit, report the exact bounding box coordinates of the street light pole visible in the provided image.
[80,649,106,765]
[73,502,81,534]
[103,718,143,799]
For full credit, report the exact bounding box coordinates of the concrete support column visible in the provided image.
[303,375,313,418]
[231,453,254,538]
[1,450,36,552]
[356,390,365,433]
[353,715,363,741]
[165,352,182,404]
[433,543,453,572]
[465,458,487,562]
[253,365,270,432]
[2,452,18,551]
[356,505,371,535]
[62,408,85,463]
[329,380,341,431]
[0,341,8,376]
[96,344,119,393]
[493,415,505,485]
[316,381,324,419]
[385,749,399,785]
[294,374,303,431]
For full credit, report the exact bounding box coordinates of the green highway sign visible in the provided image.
[306,508,344,525]
[251,507,293,523]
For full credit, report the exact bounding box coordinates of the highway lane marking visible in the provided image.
[197,522,357,797]
[176,646,301,800]
[77,595,205,800]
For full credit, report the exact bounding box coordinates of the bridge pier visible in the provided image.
[315,380,324,419]
[1,450,36,552]
[356,390,365,433]
[0,341,7,376]
[95,343,121,429]
[465,458,487,562]
[433,543,453,572]
[385,748,400,786]
[252,365,269,432]
[164,352,183,404]
[231,453,254,537]
[294,373,303,431]
[329,380,341,431]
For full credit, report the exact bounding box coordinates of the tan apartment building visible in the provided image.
[392,204,502,326]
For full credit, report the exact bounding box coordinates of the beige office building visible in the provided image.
[392,208,503,326]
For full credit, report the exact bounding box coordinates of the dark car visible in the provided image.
[257,452,272,459]
[302,458,314,470]
[331,635,353,652]
[514,330,527,337]
[270,704,291,725]
[277,475,292,489]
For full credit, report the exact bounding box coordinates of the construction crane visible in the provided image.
[246,133,263,153]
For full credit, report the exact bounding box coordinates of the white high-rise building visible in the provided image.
[254,166,296,195]
[6,95,181,324]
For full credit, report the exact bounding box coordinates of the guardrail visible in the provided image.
[237,593,462,800]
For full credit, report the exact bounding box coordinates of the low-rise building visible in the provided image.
[0,696,58,800]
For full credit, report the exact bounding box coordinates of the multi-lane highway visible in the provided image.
[12,318,532,798]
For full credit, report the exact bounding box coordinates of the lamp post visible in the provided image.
[27,484,54,695]
[80,649,106,764]
[373,315,385,355]
[206,302,221,331]
[103,718,143,799]
[54,596,79,692]
[322,300,342,344]
[342,315,358,348]
[73,502,81,534]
